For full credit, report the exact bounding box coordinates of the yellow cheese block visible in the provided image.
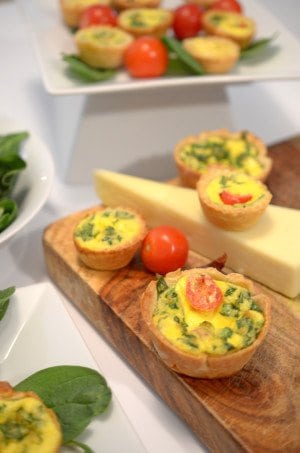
[94,170,300,298]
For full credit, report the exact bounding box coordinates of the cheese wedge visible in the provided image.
[94,170,300,299]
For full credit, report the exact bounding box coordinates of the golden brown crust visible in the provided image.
[202,10,256,48]
[73,206,147,270]
[173,128,273,189]
[140,267,271,378]
[0,381,62,452]
[196,168,273,231]
[113,0,161,11]
[60,0,111,28]
[182,36,240,74]
[117,8,173,38]
[75,25,134,69]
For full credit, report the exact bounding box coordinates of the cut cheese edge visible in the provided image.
[94,169,300,299]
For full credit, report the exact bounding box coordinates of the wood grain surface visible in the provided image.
[43,137,300,453]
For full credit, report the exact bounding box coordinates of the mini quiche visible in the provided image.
[117,8,173,38]
[73,206,147,270]
[141,267,270,378]
[60,0,111,28]
[75,25,134,68]
[0,381,62,452]
[113,0,161,11]
[202,10,256,48]
[182,36,240,74]
[174,128,272,188]
[197,168,272,231]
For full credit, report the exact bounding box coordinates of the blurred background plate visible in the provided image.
[18,0,300,95]
[0,114,54,246]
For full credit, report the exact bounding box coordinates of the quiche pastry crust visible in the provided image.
[141,267,271,378]
[113,0,161,11]
[197,168,273,231]
[182,36,240,74]
[73,205,147,270]
[117,8,174,38]
[174,128,272,188]
[202,10,256,48]
[75,25,134,68]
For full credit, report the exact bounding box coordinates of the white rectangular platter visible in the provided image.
[18,0,300,95]
[0,282,146,453]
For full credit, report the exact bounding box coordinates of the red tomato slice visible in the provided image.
[220,190,252,205]
[186,274,223,312]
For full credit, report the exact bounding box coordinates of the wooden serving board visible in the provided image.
[43,137,300,453]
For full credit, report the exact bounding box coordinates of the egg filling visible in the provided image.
[74,208,142,251]
[207,11,254,39]
[153,275,265,356]
[77,27,131,46]
[0,396,61,452]
[123,9,168,28]
[206,172,266,206]
[178,132,265,178]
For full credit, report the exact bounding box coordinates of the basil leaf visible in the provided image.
[15,365,112,443]
[62,54,116,83]
[0,286,15,321]
[240,34,278,59]
[0,198,18,232]
[162,36,205,75]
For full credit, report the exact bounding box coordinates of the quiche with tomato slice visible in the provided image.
[197,168,272,230]
[141,267,270,378]
[173,128,272,188]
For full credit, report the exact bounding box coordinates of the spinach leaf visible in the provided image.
[0,286,15,321]
[15,365,112,444]
[0,132,28,199]
[240,34,277,59]
[65,439,94,452]
[62,54,116,83]
[161,36,205,76]
[0,199,18,232]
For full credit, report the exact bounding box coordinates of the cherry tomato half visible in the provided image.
[210,0,243,14]
[79,5,117,29]
[173,3,204,40]
[186,274,223,312]
[141,225,189,274]
[124,36,168,78]
[220,190,252,205]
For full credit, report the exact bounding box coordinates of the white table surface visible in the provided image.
[0,1,300,452]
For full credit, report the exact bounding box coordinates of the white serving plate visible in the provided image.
[0,282,146,453]
[18,0,300,95]
[0,115,54,247]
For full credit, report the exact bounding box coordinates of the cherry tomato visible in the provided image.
[186,274,223,312]
[141,225,189,274]
[220,190,252,205]
[210,0,243,13]
[79,5,117,29]
[124,36,168,78]
[173,3,204,40]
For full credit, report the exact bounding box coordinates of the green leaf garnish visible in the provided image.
[0,199,18,232]
[15,365,112,444]
[0,286,15,321]
[240,33,279,59]
[62,54,116,83]
[161,36,205,76]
